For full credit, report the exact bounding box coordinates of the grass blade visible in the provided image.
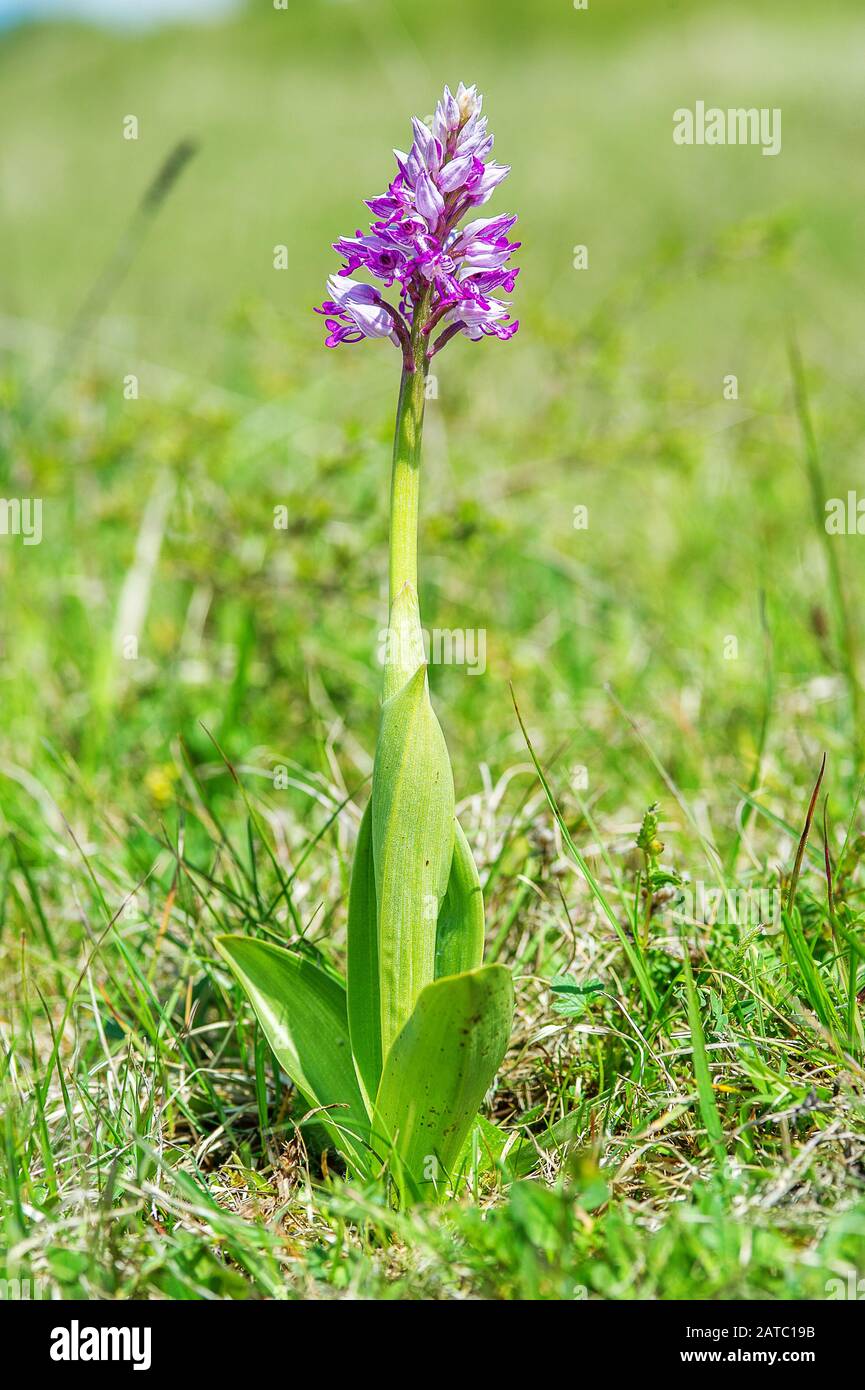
[680,946,725,1169]
[510,683,658,1010]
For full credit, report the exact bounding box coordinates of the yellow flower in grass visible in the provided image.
[144,763,178,806]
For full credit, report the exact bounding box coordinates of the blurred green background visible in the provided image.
[1,0,863,833]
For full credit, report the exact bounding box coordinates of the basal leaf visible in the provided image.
[373,963,513,1201]
[435,817,485,978]
[215,935,370,1171]
[372,650,455,1060]
[345,800,381,1104]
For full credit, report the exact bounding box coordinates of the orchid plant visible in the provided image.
[218,83,519,1204]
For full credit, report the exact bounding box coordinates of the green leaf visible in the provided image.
[372,654,455,1060]
[345,799,381,1104]
[435,817,485,978]
[373,963,513,1202]
[215,935,370,1171]
[549,975,604,1018]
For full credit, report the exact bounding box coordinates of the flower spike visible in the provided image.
[315,82,520,364]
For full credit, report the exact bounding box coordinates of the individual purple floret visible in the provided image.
[314,82,519,368]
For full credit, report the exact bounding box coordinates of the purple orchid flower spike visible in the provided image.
[315,82,519,367]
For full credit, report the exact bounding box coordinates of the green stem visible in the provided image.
[389,290,431,607]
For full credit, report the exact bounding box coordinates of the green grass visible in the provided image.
[2,0,865,1299]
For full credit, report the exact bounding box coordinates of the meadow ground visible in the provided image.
[2,0,865,1299]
